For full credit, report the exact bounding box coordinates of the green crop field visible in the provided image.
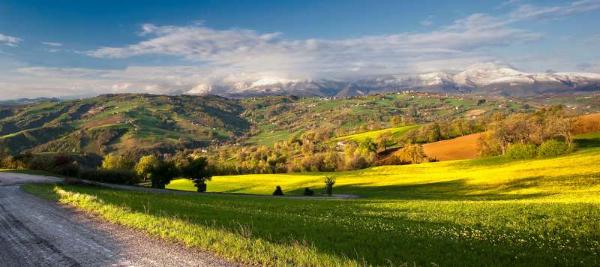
[333,125,419,143]
[26,144,600,266]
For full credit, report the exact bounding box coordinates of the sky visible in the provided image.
[0,0,599,99]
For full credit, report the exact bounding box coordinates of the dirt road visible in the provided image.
[0,172,232,267]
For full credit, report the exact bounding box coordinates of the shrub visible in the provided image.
[396,144,427,164]
[324,176,336,196]
[135,155,159,182]
[303,187,314,196]
[101,153,136,171]
[506,143,537,160]
[538,140,569,158]
[51,154,80,177]
[53,162,80,177]
[273,185,284,196]
[78,169,139,185]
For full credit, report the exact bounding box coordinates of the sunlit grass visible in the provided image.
[169,147,600,201]
[333,125,418,143]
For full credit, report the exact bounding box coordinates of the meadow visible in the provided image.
[333,125,419,143]
[25,143,600,266]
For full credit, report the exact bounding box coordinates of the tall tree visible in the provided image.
[180,157,212,192]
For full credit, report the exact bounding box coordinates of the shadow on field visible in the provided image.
[288,176,556,200]
[575,137,600,149]
[337,176,550,200]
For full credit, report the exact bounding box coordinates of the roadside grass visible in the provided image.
[25,163,600,266]
[334,125,418,143]
[23,147,600,265]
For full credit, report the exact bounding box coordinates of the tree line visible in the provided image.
[479,106,579,158]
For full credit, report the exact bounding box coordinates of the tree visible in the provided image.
[390,116,404,126]
[546,116,574,147]
[273,185,284,196]
[179,157,212,192]
[376,132,394,152]
[397,144,426,164]
[360,138,378,153]
[324,176,336,196]
[427,123,442,142]
[101,153,135,170]
[135,155,159,182]
[150,160,178,189]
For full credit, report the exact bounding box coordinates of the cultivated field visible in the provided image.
[423,133,481,161]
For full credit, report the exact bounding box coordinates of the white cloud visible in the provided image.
[41,41,63,47]
[86,13,541,83]
[0,33,21,47]
[420,15,434,27]
[508,0,600,21]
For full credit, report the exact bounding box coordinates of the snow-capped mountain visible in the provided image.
[200,63,600,97]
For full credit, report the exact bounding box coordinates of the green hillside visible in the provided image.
[0,94,249,155]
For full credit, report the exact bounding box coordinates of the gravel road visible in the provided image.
[0,172,233,267]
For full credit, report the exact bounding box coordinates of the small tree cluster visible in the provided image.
[134,154,212,190]
[479,107,576,157]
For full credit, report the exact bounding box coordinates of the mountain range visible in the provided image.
[210,63,600,97]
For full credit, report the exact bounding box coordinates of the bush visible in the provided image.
[101,153,136,171]
[53,162,80,177]
[26,154,55,171]
[324,176,336,196]
[78,169,139,185]
[538,140,569,158]
[506,143,538,160]
[273,185,284,196]
[303,187,315,196]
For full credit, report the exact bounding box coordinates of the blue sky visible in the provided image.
[0,0,599,99]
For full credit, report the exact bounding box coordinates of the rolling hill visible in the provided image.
[0,91,588,156]
[0,94,249,155]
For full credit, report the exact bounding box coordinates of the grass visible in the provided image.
[24,147,600,266]
[245,124,296,146]
[334,125,418,143]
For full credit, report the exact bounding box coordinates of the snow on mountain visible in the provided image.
[192,63,600,97]
[453,63,526,86]
[417,72,455,86]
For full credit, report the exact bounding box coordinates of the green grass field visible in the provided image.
[25,145,600,266]
[333,125,419,143]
